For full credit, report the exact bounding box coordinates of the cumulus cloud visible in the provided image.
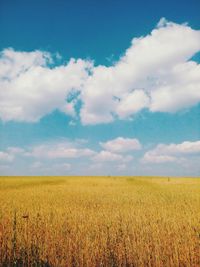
[0,19,200,124]
[93,137,138,163]
[142,140,200,163]
[100,137,141,153]
[0,48,92,122]
[149,61,200,112]
[115,90,149,119]
[80,18,200,124]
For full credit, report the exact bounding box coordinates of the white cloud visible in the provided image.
[157,17,169,28]
[0,49,52,79]
[0,146,25,163]
[1,19,200,124]
[92,150,133,163]
[0,139,199,176]
[142,153,177,164]
[7,147,25,154]
[100,137,141,153]
[150,61,200,112]
[0,151,14,162]
[93,150,123,162]
[115,90,149,119]
[0,48,92,122]
[80,18,200,124]
[142,140,200,164]
[27,141,96,159]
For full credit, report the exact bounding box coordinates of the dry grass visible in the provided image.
[0,176,200,266]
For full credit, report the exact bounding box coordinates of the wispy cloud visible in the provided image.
[0,151,14,162]
[26,140,96,159]
[92,150,133,163]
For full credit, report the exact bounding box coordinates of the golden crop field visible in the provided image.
[0,176,200,267]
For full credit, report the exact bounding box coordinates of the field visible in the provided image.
[0,176,200,267]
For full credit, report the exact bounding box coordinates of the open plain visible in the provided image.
[0,176,200,266]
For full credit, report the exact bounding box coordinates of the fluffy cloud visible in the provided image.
[100,137,141,153]
[0,19,200,124]
[142,140,200,163]
[93,137,139,163]
[80,18,200,124]
[0,48,91,122]
[150,61,200,112]
[115,90,149,119]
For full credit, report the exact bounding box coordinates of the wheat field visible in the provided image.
[0,176,200,267]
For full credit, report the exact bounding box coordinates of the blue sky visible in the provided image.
[0,0,200,176]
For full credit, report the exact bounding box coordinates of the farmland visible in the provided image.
[0,176,200,266]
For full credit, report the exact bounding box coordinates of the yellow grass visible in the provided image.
[0,176,200,266]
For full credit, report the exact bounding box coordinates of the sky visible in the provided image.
[0,0,200,176]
